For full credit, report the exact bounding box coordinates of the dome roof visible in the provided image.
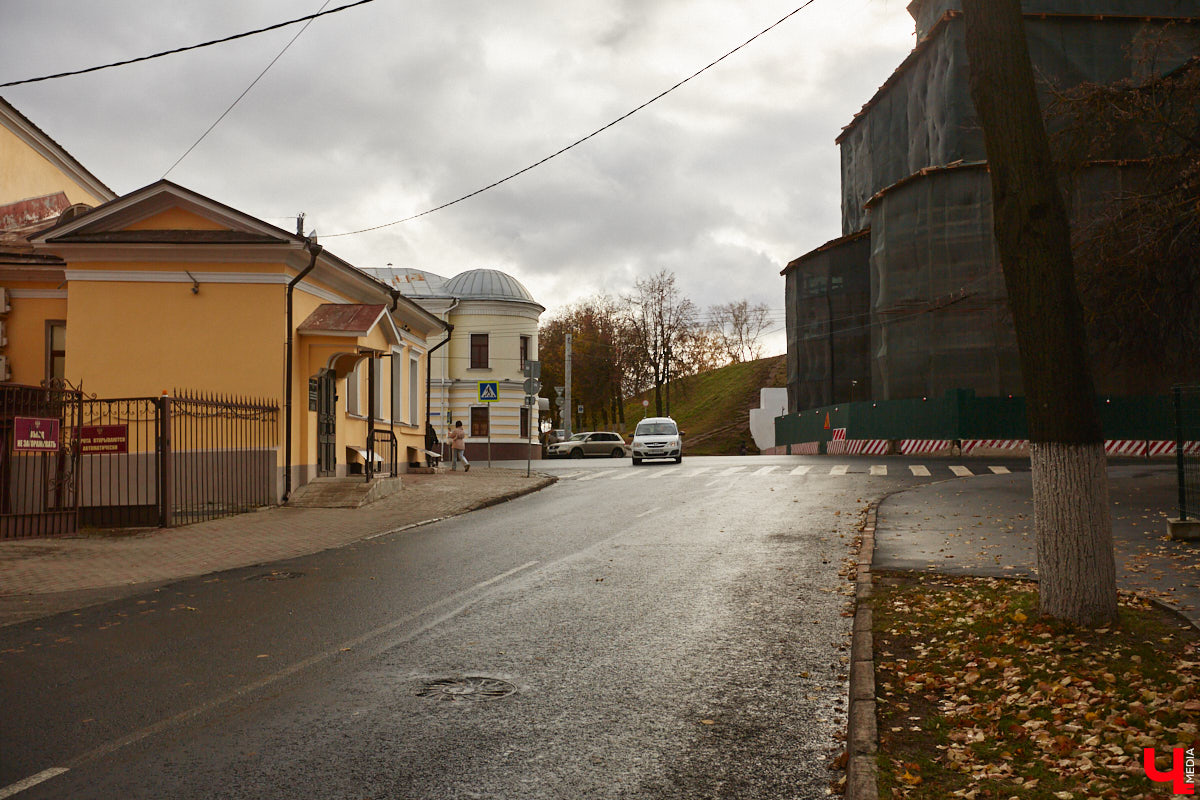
[444,269,541,307]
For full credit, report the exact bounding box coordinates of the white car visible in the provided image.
[631,417,682,464]
[547,431,629,459]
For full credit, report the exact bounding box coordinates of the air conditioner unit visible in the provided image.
[0,355,9,381]
[0,287,8,314]
[0,319,6,347]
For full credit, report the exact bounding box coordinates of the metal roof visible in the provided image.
[443,268,541,306]
[297,304,387,335]
[361,267,451,297]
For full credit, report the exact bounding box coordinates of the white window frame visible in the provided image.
[347,360,362,416]
[409,353,421,426]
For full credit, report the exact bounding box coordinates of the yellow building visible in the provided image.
[366,267,544,461]
[5,179,447,503]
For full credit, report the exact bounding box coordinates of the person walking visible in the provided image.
[448,420,470,472]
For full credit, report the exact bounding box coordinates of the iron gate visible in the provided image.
[0,383,82,538]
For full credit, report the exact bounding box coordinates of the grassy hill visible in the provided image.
[621,354,786,456]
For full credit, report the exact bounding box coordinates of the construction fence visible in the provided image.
[774,389,1197,457]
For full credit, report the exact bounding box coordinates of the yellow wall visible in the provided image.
[125,208,225,231]
[1,288,66,385]
[64,272,283,398]
[0,123,107,206]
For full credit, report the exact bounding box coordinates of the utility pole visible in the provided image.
[665,343,671,416]
[564,333,573,439]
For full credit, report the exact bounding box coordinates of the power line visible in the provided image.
[323,0,822,238]
[162,0,333,178]
[0,0,377,88]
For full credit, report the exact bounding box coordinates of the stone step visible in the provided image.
[287,476,403,508]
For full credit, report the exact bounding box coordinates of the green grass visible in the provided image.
[621,354,786,456]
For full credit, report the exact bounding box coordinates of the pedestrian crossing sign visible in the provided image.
[478,381,499,403]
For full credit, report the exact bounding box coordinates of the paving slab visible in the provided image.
[874,463,1200,626]
[0,468,554,626]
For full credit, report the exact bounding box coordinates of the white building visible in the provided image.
[363,267,545,460]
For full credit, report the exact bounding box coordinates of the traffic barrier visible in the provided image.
[962,439,1027,453]
[1105,440,1147,457]
[899,439,953,455]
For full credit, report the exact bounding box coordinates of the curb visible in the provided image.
[846,502,879,800]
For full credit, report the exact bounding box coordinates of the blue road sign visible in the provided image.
[478,381,499,403]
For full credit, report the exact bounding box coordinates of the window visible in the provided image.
[470,333,489,369]
[347,360,361,415]
[519,335,530,372]
[46,321,66,380]
[409,354,420,426]
[391,353,401,422]
[520,406,530,439]
[470,406,489,437]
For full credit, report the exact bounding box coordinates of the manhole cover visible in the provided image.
[250,570,304,581]
[416,677,517,702]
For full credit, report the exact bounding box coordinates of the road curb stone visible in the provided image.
[846,506,879,800]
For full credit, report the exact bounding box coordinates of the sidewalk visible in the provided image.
[873,462,1200,626]
[0,467,555,627]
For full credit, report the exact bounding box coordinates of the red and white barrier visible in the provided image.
[848,439,891,455]
[1105,440,1147,457]
[962,439,1028,453]
[789,442,820,455]
[899,439,953,455]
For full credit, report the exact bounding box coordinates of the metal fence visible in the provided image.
[1,384,279,539]
[1175,385,1200,521]
[0,383,83,539]
[367,428,398,479]
[169,391,279,526]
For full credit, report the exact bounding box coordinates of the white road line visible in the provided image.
[989,466,1011,475]
[648,469,682,479]
[686,468,710,477]
[609,470,637,480]
[950,465,974,477]
[558,471,583,479]
[753,466,778,476]
[0,768,70,800]
[720,467,744,476]
[706,480,724,488]
[829,465,850,475]
[790,465,812,476]
[869,465,887,476]
[909,465,931,477]
[636,507,663,518]
[49,561,541,778]
[575,471,607,481]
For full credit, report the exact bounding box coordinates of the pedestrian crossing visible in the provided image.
[553,464,1017,482]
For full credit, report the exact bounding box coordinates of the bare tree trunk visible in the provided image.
[963,0,1117,626]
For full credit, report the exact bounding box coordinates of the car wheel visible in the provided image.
[611,448,624,458]
[675,455,682,464]
[632,457,642,465]
[570,448,584,459]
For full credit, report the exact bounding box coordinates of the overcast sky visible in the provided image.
[3,0,915,354]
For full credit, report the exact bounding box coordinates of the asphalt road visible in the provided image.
[0,455,1019,799]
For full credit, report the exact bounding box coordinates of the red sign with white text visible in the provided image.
[13,417,60,452]
[79,425,129,454]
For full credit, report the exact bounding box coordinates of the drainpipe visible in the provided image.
[282,239,323,503]
[425,322,454,442]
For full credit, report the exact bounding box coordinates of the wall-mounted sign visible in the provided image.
[79,425,129,454]
[14,417,60,452]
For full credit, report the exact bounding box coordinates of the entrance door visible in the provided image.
[317,370,337,477]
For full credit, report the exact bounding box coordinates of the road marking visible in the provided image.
[790,465,812,476]
[989,466,1011,474]
[558,471,583,479]
[609,470,637,480]
[686,468,710,477]
[720,466,744,476]
[950,466,974,477]
[0,768,70,800]
[753,466,778,476]
[636,507,662,518]
[648,469,682,479]
[48,561,542,778]
[829,465,850,475]
[869,465,887,476]
[909,465,931,477]
[575,471,608,481]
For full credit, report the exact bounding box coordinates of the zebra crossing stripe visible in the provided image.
[988,466,1010,475]
[950,466,974,477]
[609,470,637,480]
[754,466,778,476]
[575,471,608,481]
[648,469,681,479]
[830,465,850,475]
[686,468,710,477]
[790,465,812,475]
[909,465,931,477]
[720,467,744,476]
[869,465,887,476]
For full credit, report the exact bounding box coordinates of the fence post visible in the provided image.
[1176,386,1188,521]
[158,394,173,527]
